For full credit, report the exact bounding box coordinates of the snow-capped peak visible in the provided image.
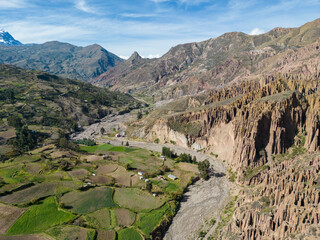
[0,30,23,46]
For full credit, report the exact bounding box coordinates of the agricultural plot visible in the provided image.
[85,209,111,229]
[114,188,163,212]
[46,225,94,240]
[137,204,170,237]
[106,166,136,186]
[114,208,136,227]
[0,234,55,240]
[0,142,199,239]
[61,187,118,214]
[96,230,115,240]
[96,164,118,175]
[0,203,26,234]
[118,228,142,240]
[0,182,58,204]
[6,197,75,235]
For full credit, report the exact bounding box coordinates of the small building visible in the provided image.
[168,174,178,180]
[116,134,121,137]
[158,175,166,180]
[153,193,158,197]
[138,171,144,176]
[139,176,144,180]
[92,173,96,176]
[120,131,126,137]
[145,179,150,182]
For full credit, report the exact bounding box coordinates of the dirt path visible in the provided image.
[73,115,229,240]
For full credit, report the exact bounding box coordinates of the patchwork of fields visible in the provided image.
[0,143,199,239]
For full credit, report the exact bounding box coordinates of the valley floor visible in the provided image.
[73,115,230,239]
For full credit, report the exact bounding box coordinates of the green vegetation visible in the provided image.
[86,209,111,229]
[198,159,210,180]
[74,138,96,146]
[210,196,238,239]
[80,144,136,153]
[114,188,163,212]
[228,168,237,182]
[0,142,198,239]
[242,165,268,182]
[168,121,202,137]
[61,187,118,214]
[118,228,142,240]
[137,204,170,237]
[7,197,74,235]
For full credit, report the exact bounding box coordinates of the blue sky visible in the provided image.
[0,0,319,58]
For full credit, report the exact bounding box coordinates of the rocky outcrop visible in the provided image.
[142,75,320,239]
[220,153,320,240]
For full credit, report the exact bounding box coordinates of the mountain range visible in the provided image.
[0,40,122,81]
[1,18,320,100]
[94,18,320,100]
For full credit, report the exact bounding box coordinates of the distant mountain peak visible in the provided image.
[127,51,143,64]
[129,51,142,60]
[0,30,23,46]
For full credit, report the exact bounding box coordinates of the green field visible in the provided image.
[114,188,163,212]
[86,208,111,229]
[0,141,198,239]
[118,228,142,240]
[7,197,75,235]
[61,187,118,214]
[137,204,170,237]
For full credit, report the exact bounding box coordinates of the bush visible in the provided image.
[198,159,210,180]
[74,138,96,146]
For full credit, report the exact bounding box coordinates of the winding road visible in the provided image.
[73,116,229,240]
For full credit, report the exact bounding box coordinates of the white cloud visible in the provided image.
[146,54,160,58]
[121,13,156,18]
[75,0,95,14]
[0,0,27,9]
[2,20,92,44]
[249,28,265,35]
[150,0,209,5]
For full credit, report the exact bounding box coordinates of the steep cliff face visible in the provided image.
[140,75,320,239]
[136,76,320,239]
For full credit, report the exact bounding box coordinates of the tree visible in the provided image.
[146,182,152,192]
[100,127,105,135]
[137,111,143,120]
[198,159,210,180]
[12,126,38,152]
[8,115,23,129]
[126,141,129,146]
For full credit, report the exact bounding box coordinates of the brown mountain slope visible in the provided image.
[94,18,320,100]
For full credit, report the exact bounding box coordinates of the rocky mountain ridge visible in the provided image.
[94,18,320,101]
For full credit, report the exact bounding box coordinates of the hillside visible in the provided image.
[127,71,320,239]
[0,41,123,81]
[0,64,140,158]
[94,18,320,100]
